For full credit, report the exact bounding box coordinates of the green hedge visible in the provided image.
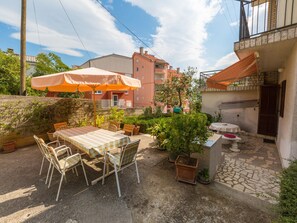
[278,160,297,223]
[123,116,172,133]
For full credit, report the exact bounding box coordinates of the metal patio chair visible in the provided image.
[33,135,68,183]
[45,144,89,201]
[102,139,141,197]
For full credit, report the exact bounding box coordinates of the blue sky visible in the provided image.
[0,0,240,72]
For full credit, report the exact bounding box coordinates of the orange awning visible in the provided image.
[207,53,258,90]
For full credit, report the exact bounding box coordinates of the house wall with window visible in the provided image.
[277,42,297,167]
[80,54,134,108]
[133,52,155,107]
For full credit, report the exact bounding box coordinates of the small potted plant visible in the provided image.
[47,125,56,142]
[197,168,211,185]
[163,113,209,184]
[2,140,17,153]
[133,125,140,135]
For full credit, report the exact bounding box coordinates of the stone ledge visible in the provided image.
[234,25,297,51]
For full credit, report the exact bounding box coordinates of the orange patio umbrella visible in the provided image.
[31,67,141,126]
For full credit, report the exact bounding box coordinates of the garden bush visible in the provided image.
[123,115,171,133]
[278,159,297,223]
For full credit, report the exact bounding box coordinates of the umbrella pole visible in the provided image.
[92,89,97,127]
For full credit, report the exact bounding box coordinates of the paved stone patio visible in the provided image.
[0,134,276,222]
[215,133,282,204]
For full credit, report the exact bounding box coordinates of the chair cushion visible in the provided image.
[109,153,121,166]
[59,155,80,170]
[224,133,236,139]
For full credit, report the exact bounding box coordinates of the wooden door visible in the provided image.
[257,85,279,136]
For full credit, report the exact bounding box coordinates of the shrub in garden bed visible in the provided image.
[123,115,171,133]
[278,159,297,223]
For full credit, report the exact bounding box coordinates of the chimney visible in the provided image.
[169,66,173,70]
[145,51,148,55]
[139,47,144,55]
[177,67,180,73]
[7,48,14,54]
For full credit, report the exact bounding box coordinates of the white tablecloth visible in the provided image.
[54,126,130,158]
[209,123,240,133]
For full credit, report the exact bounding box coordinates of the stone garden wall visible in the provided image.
[0,95,143,149]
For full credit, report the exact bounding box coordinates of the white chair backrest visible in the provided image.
[120,140,140,167]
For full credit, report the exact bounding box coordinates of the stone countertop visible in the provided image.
[204,133,222,148]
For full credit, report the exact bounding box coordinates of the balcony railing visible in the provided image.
[239,0,297,40]
[199,70,264,91]
[155,68,166,74]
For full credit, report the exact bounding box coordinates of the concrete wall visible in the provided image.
[0,95,143,150]
[277,41,297,167]
[201,90,259,133]
[81,54,132,75]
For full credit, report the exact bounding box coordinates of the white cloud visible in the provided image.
[213,52,239,69]
[0,0,222,70]
[230,21,239,27]
[0,0,136,58]
[125,0,222,70]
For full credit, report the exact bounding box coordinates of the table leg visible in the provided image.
[230,141,240,152]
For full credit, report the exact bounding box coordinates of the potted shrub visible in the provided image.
[197,168,211,185]
[163,113,209,184]
[47,125,56,142]
[133,125,140,135]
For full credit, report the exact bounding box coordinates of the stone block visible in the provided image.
[268,33,274,43]
[234,42,240,51]
[256,37,262,46]
[245,40,250,48]
[274,32,280,41]
[233,184,245,191]
[288,28,295,39]
[281,30,288,40]
[250,38,256,47]
[240,41,245,49]
[261,35,267,44]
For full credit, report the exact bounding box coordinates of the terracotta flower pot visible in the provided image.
[47,132,56,142]
[2,141,17,153]
[175,155,198,185]
[133,126,140,135]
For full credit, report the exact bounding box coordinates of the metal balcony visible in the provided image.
[239,0,297,40]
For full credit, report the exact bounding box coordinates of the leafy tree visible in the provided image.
[0,50,21,95]
[32,52,70,77]
[154,66,197,109]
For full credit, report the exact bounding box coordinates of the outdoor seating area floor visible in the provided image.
[0,134,277,223]
[215,133,281,204]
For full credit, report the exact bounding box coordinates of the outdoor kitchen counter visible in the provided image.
[193,133,223,181]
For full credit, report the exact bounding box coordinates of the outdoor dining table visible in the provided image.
[209,122,241,133]
[53,126,131,185]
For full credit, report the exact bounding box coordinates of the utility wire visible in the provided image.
[231,0,239,21]
[58,0,92,59]
[94,0,165,61]
[223,0,237,38]
[32,0,42,51]
[219,3,237,39]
